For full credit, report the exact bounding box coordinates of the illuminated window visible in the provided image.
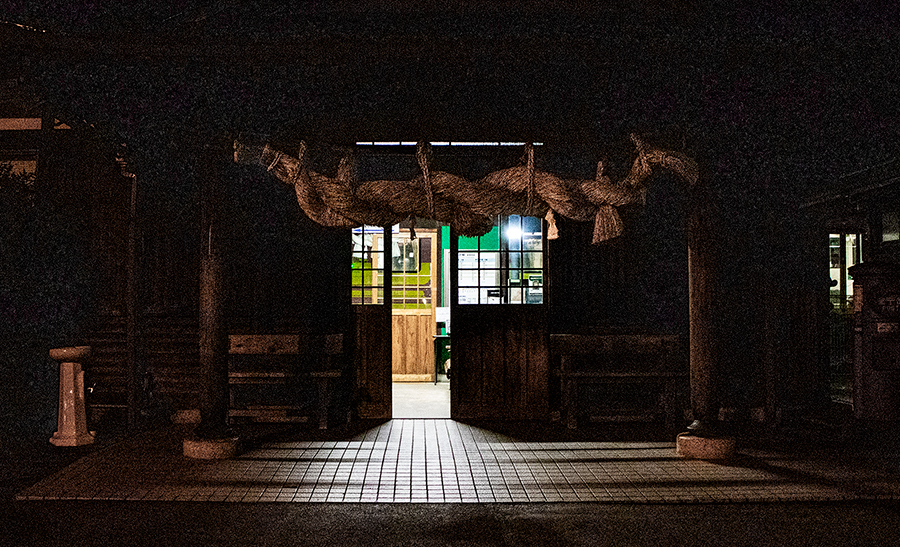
[883,212,899,243]
[457,215,544,305]
[351,226,386,305]
[829,232,862,311]
[392,236,433,310]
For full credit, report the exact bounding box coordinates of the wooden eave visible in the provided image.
[0,20,626,68]
[802,159,900,218]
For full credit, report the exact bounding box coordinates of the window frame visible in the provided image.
[454,215,546,305]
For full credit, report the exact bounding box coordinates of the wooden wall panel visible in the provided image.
[451,307,548,420]
[354,305,392,419]
[391,313,435,378]
[82,315,201,417]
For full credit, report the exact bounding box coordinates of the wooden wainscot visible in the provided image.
[550,333,689,430]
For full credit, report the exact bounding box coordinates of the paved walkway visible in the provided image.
[16,419,900,504]
[392,381,450,418]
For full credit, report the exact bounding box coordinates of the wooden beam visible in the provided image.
[687,178,721,430]
[195,139,232,439]
[1,21,618,68]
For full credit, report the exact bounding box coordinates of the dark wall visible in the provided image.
[0,130,117,437]
[7,1,899,428]
[549,172,689,335]
[225,161,351,334]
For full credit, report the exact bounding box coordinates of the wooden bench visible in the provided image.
[550,334,688,430]
[228,333,343,429]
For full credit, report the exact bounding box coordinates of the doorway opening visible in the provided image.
[349,141,549,421]
[352,223,452,419]
[828,232,862,405]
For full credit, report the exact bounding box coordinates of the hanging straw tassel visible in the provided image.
[545,210,559,240]
[592,205,624,243]
[416,141,435,219]
[525,142,536,215]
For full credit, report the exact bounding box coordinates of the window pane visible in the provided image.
[846,234,860,298]
[352,227,386,305]
[523,216,543,248]
[458,251,479,269]
[523,252,543,269]
[481,269,500,288]
[508,287,523,304]
[393,238,419,272]
[456,216,543,305]
[884,212,900,242]
[480,252,500,272]
[506,215,524,250]
[459,272,479,287]
[508,251,522,271]
[459,288,479,304]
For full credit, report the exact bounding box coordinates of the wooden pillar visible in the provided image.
[678,177,738,458]
[116,147,146,429]
[687,180,721,433]
[194,141,233,441]
[125,166,144,428]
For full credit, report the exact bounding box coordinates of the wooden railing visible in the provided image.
[550,333,688,430]
[228,333,344,429]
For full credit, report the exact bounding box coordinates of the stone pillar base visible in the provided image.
[183,436,240,460]
[676,433,736,460]
[50,431,95,447]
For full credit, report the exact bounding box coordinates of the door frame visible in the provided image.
[375,229,439,382]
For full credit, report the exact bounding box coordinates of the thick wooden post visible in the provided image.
[197,251,231,438]
[125,167,144,428]
[116,148,146,430]
[678,178,737,458]
[686,180,721,433]
[190,140,235,448]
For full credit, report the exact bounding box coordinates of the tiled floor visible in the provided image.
[17,420,900,503]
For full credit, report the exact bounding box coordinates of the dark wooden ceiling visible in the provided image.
[2,1,898,179]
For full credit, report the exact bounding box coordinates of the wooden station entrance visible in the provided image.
[353,213,549,422]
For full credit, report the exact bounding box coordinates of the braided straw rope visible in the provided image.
[417,141,435,219]
[236,135,698,244]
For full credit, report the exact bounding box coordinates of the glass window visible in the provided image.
[392,235,432,310]
[351,226,385,305]
[883,212,899,242]
[829,232,862,311]
[456,215,544,305]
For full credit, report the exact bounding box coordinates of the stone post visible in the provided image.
[49,346,95,447]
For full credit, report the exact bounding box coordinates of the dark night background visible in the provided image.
[1,1,899,435]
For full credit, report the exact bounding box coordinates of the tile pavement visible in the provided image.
[16,419,900,503]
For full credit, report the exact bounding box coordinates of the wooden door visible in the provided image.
[384,231,438,381]
[353,305,391,419]
[450,305,549,420]
[450,216,549,421]
[352,227,392,419]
